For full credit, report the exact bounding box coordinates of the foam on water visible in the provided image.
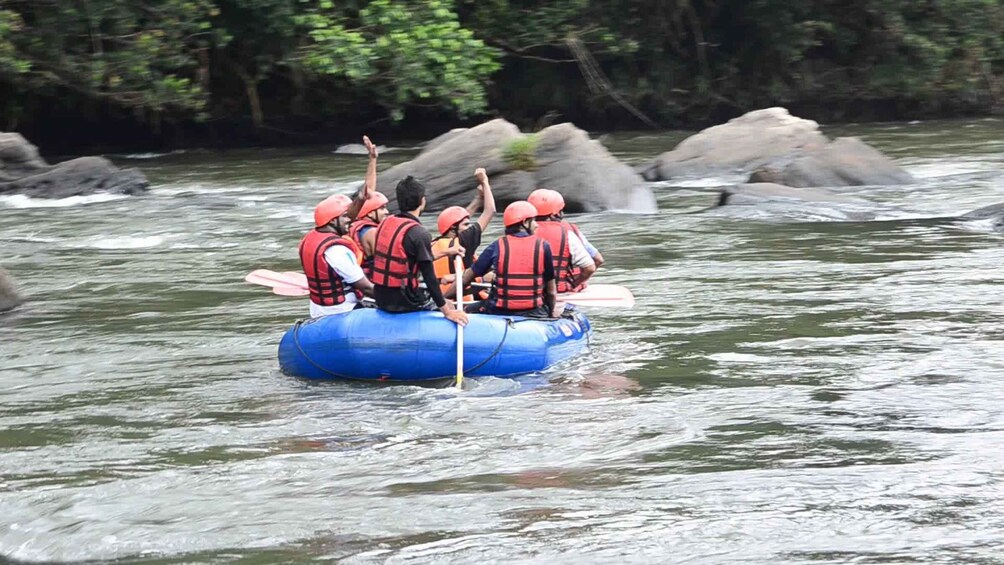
[0,193,128,209]
[87,235,165,250]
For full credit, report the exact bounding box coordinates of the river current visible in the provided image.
[2,119,1004,563]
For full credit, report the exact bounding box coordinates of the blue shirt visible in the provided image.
[472,233,556,282]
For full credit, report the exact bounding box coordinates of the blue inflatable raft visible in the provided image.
[277,308,591,382]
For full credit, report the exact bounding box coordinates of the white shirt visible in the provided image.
[567,231,595,269]
[308,245,364,317]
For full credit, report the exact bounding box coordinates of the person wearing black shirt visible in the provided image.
[371,176,468,326]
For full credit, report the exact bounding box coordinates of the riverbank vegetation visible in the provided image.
[1,0,1001,151]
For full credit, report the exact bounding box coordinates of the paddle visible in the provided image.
[454,255,465,389]
[246,269,308,291]
[247,269,636,308]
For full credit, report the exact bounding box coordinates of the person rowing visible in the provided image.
[527,188,597,292]
[445,201,558,319]
[432,167,496,298]
[370,176,468,326]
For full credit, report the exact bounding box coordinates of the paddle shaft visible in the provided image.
[454,255,464,389]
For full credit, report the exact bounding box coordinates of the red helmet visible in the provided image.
[503,201,538,227]
[527,189,565,216]
[314,194,352,227]
[358,192,389,219]
[437,206,470,235]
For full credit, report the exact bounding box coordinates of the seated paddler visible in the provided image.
[433,167,497,298]
[371,176,468,326]
[527,188,598,292]
[299,194,374,318]
[445,201,558,319]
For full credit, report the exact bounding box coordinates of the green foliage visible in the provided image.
[1,0,1003,139]
[502,135,538,171]
[0,1,217,113]
[300,0,500,120]
[0,10,29,75]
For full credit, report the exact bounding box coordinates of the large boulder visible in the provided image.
[0,132,47,180]
[639,107,914,187]
[531,123,656,212]
[958,202,1004,231]
[0,267,22,313]
[375,119,656,213]
[0,132,148,198]
[639,108,827,180]
[754,137,915,187]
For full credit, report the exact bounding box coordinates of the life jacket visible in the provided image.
[298,229,364,306]
[432,235,487,300]
[534,220,575,292]
[348,217,379,279]
[371,214,421,289]
[493,235,546,311]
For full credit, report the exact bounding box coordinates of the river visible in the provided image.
[2,118,1004,563]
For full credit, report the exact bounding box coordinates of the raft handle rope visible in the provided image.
[461,318,514,375]
[290,318,354,380]
[289,317,518,380]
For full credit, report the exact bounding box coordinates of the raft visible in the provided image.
[277,308,591,382]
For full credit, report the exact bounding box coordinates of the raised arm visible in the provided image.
[347,135,378,220]
[472,168,496,231]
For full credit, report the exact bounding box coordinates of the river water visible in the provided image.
[2,119,1004,563]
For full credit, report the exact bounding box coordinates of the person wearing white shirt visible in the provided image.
[299,194,374,318]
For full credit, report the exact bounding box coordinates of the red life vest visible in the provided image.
[371,214,421,289]
[494,235,546,311]
[348,217,379,279]
[298,229,364,306]
[535,220,575,292]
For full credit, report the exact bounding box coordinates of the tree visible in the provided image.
[0,1,218,121]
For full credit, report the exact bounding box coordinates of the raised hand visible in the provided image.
[474,167,488,185]
[363,135,378,159]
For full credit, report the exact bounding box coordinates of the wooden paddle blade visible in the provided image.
[245,269,309,290]
[272,284,309,297]
[559,284,636,308]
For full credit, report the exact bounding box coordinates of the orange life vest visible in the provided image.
[298,229,364,306]
[432,236,486,299]
[371,215,421,289]
[534,220,575,293]
[348,217,379,279]
[493,235,546,311]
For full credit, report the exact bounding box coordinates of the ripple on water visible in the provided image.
[4,123,1004,562]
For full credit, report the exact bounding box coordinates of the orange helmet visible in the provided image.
[527,189,565,216]
[503,201,538,227]
[437,206,470,235]
[314,194,352,227]
[358,192,389,219]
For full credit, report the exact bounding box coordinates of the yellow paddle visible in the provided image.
[454,255,465,389]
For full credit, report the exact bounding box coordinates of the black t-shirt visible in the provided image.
[458,223,483,268]
[374,213,446,312]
